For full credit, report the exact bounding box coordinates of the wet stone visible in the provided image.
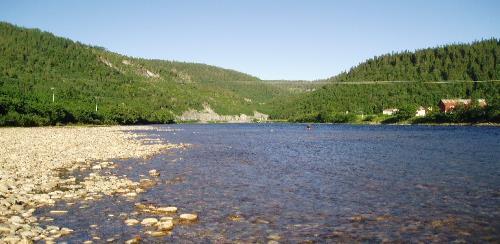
[124,219,140,226]
[179,213,198,221]
[141,218,158,226]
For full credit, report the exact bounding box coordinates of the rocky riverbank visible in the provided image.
[0,126,185,243]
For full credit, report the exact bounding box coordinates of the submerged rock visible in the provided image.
[157,220,174,231]
[149,169,160,177]
[49,210,68,215]
[149,231,170,237]
[141,218,158,226]
[157,206,177,213]
[179,213,198,221]
[125,237,141,244]
[124,219,140,226]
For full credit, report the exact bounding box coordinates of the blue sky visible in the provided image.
[1,0,499,80]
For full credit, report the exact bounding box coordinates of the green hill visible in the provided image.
[1,22,499,125]
[0,22,288,125]
[272,40,500,123]
[328,39,500,82]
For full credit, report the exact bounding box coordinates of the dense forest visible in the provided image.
[0,22,288,126]
[0,22,499,126]
[271,81,500,123]
[327,39,500,82]
[273,39,500,123]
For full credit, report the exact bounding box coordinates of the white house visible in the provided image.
[415,106,426,117]
[382,108,399,115]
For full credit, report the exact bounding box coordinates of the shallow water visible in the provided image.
[38,124,500,242]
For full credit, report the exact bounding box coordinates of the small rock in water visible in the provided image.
[60,227,74,235]
[124,219,140,226]
[157,206,177,213]
[228,214,244,222]
[157,221,174,231]
[160,217,174,222]
[268,234,281,241]
[125,236,141,244]
[149,231,170,237]
[49,210,68,215]
[179,213,198,221]
[141,218,158,226]
[149,169,160,177]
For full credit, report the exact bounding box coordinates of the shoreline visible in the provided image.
[0,126,185,242]
[1,121,499,129]
[174,121,500,127]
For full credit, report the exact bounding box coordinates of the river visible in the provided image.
[38,124,500,242]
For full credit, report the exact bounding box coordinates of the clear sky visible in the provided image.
[1,0,499,80]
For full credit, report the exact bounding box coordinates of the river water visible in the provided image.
[38,124,500,242]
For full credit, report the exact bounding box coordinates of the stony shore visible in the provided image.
[0,126,185,243]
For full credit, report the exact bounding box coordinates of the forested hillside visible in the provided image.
[328,39,500,82]
[1,21,499,126]
[271,81,500,122]
[0,22,287,125]
[275,39,500,123]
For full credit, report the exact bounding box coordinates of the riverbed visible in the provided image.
[36,124,500,242]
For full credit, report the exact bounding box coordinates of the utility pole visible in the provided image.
[51,87,55,103]
[95,96,98,112]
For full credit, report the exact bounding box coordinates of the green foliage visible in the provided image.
[272,81,500,121]
[282,38,500,124]
[327,39,500,82]
[0,21,499,126]
[0,22,289,126]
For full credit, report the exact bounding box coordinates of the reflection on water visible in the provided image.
[38,124,500,242]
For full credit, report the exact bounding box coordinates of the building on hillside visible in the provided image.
[415,106,427,117]
[438,99,487,113]
[382,108,399,115]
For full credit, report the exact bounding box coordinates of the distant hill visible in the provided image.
[0,22,288,125]
[272,40,500,121]
[327,39,500,82]
[1,22,499,125]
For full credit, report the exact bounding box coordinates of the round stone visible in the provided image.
[148,170,160,177]
[141,218,158,226]
[157,221,174,231]
[157,206,177,213]
[179,213,198,221]
[124,219,139,226]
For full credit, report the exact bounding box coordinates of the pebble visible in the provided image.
[141,218,159,226]
[149,169,160,177]
[125,237,141,244]
[158,220,174,231]
[0,126,184,242]
[157,206,177,213]
[0,224,11,233]
[160,217,174,222]
[60,227,74,235]
[268,234,281,240]
[179,213,198,221]
[124,219,140,226]
[49,210,68,215]
[149,231,169,237]
[91,165,102,170]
